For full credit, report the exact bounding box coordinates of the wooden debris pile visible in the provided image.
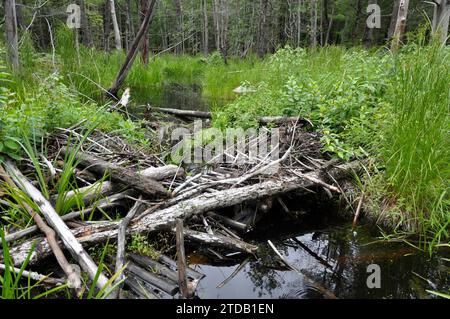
[0,114,361,298]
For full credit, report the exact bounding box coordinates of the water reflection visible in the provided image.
[193,223,449,299]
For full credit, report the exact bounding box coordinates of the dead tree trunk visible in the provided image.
[60,148,169,197]
[108,0,158,99]
[140,0,150,65]
[388,0,400,40]
[391,0,410,52]
[4,0,19,70]
[432,0,450,44]
[110,0,122,50]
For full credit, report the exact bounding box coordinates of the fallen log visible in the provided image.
[57,165,182,207]
[3,160,109,290]
[4,192,128,244]
[0,163,82,294]
[61,148,170,198]
[148,107,311,127]
[149,106,212,119]
[126,262,178,295]
[8,162,361,266]
[176,219,189,299]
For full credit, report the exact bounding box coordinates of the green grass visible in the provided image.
[378,43,450,250]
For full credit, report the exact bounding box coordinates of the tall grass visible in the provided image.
[379,43,450,249]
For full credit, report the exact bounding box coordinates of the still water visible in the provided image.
[189,219,449,299]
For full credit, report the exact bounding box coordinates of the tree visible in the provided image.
[108,0,158,98]
[391,0,410,51]
[79,0,93,47]
[140,0,150,65]
[202,0,209,56]
[110,0,122,50]
[4,0,19,70]
[431,0,450,44]
[310,0,318,48]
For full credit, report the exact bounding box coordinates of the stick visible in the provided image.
[176,219,189,299]
[3,160,109,290]
[267,240,337,299]
[0,263,65,287]
[110,197,144,299]
[216,258,250,289]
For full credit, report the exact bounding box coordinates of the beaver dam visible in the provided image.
[0,107,448,299]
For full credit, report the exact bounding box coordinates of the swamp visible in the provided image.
[0,0,448,300]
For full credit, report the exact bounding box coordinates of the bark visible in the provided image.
[388,0,400,39]
[176,219,189,299]
[110,0,122,50]
[60,148,169,198]
[3,161,108,290]
[311,0,318,48]
[391,0,410,52]
[103,0,111,51]
[108,0,158,98]
[79,0,92,47]
[4,0,19,70]
[432,0,450,44]
[202,0,209,56]
[258,0,270,58]
[140,0,150,65]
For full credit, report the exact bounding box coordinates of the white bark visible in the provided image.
[110,0,123,51]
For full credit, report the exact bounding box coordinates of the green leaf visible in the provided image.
[0,142,4,152]
[5,139,19,151]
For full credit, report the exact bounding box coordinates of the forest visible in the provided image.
[0,0,448,300]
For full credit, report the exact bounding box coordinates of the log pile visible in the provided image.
[0,118,361,299]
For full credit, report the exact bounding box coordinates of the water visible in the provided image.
[189,220,449,299]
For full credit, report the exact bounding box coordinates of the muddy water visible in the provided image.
[188,220,449,299]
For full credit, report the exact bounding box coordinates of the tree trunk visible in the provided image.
[258,0,269,58]
[103,0,111,51]
[364,0,377,48]
[432,0,450,45]
[391,0,410,52]
[108,0,158,98]
[388,0,400,39]
[110,0,122,50]
[202,0,209,56]
[79,0,92,47]
[174,0,184,54]
[140,0,149,65]
[310,0,318,48]
[4,0,19,70]
[351,0,363,43]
